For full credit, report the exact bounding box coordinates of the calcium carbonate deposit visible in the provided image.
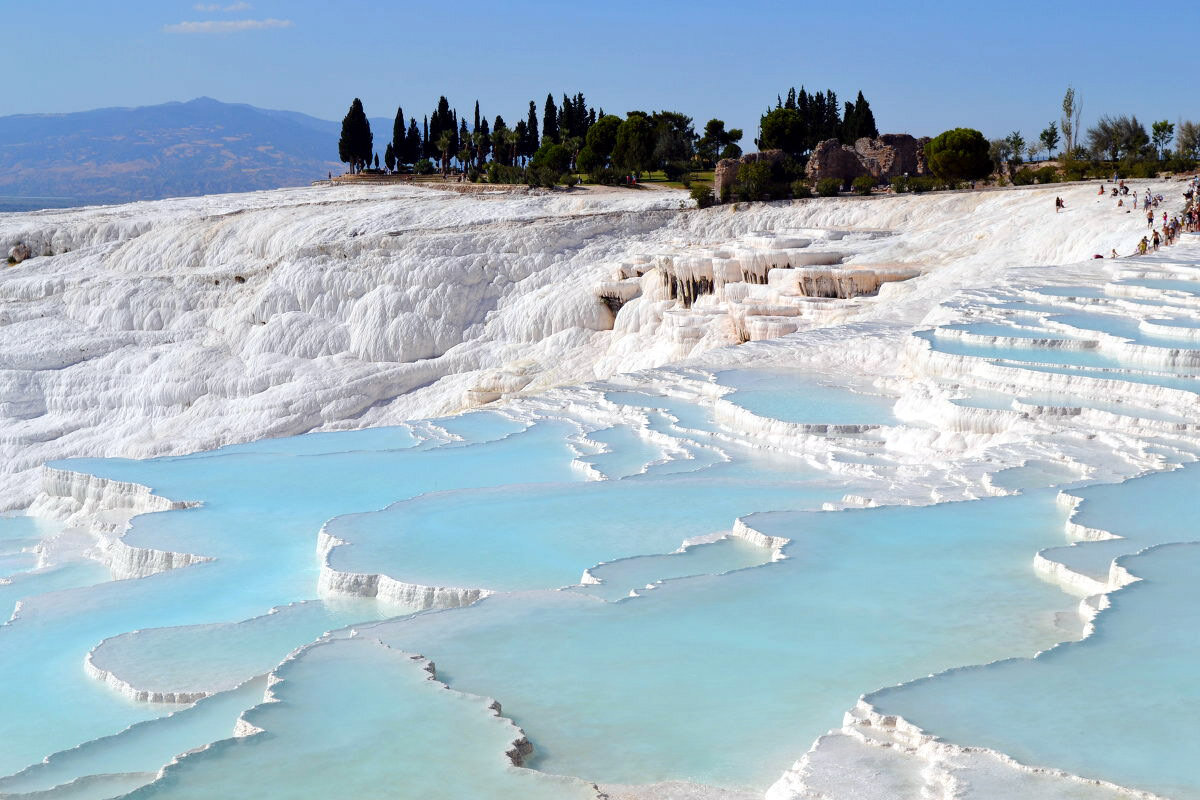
[1,180,1197,800]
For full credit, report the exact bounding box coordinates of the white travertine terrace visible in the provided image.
[5,179,1200,800]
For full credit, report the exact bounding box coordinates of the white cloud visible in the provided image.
[193,2,252,11]
[164,17,292,33]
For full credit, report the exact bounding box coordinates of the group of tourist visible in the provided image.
[1133,176,1199,255]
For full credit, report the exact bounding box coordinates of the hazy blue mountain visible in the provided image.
[0,98,392,211]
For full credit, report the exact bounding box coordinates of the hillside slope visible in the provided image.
[0,98,381,209]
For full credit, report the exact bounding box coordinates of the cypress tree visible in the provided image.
[392,107,405,163]
[514,119,530,162]
[477,117,490,164]
[427,109,439,159]
[543,93,559,143]
[405,118,421,164]
[423,116,431,159]
[524,101,539,156]
[854,91,878,139]
[384,142,396,172]
[474,101,481,133]
[841,101,857,144]
[785,88,797,110]
[338,98,372,171]
[493,115,508,165]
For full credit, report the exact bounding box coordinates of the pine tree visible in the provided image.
[543,93,559,143]
[338,98,372,172]
[392,107,405,164]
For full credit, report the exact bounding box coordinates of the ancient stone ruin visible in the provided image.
[713,150,787,201]
[806,134,931,186]
[713,135,931,200]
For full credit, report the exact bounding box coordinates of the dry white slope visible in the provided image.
[0,181,1149,509]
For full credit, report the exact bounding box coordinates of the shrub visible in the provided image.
[530,143,571,175]
[560,173,579,187]
[816,178,841,197]
[925,128,992,183]
[467,167,482,183]
[1034,166,1059,184]
[736,161,773,201]
[719,182,732,203]
[791,180,812,198]
[487,163,527,184]
[663,161,691,182]
[1059,157,1093,181]
[690,184,716,208]
[585,167,622,186]
[908,176,937,193]
[576,145,602,175]
[851,175,876,196]
[1164,155,1198,173]
[524,166,560,188]
[890,176,910,193]
[1011,169,1037,186]
[414,158,435,175]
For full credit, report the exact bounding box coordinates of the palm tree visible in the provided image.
[493,128,517,167]
[562,135,583,171]
[473,131,490,167]
[436,130,454,177]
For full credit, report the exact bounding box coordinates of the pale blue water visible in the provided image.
[1050,311,1200,349]
[4,252,1200,799]
[572,535,773,601]
[868,465,1200,799]
[716,369,899,424]
[326,468,831,592]
[941,322,1078,340]
[126,637,595,800]
[920,329,1200,372]
[0,419,583,776]
[579,424,665,478]
[363,493,1075,790]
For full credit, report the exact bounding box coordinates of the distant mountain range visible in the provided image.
[0,98,391,211]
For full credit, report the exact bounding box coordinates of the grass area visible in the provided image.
[636,169,714,190]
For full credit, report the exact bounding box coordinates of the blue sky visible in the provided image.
[5,0,1196,147]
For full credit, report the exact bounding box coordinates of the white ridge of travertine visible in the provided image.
[28,466,208,580]
[125,635,605,798]
[315,526,492,610]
